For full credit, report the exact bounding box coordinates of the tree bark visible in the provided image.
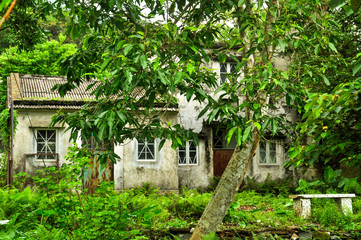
[190,129,260,239]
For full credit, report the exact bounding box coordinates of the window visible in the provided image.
[213,128,236,149]
[220,62,237,84]
[178,141,198,165]
[258,140,278,165]
[36,129,57,160]
[137,138,157,161]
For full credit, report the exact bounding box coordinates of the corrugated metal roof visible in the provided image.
[19,74,96,100]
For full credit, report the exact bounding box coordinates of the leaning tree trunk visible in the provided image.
[190,129,260,239]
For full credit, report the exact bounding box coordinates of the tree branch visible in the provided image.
[0,0,17,29]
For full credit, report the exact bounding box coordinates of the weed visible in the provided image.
[240,175,297,197]
[312,202,352,229]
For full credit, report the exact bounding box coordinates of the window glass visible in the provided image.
[259,140,278,164]
[259,141,267,163]
[138,138,155,161]
[37,129,56,160]
[189,141,197,164]
[178,146,187,164]
[269,142,277,163]
[178,141,198,165]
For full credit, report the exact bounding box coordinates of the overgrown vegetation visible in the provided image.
[2,151,361,239]
[0,39,77,187]
[1,178,360,239]
[296,166,361,195]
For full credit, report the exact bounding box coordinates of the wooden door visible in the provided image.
[213,149,234,177]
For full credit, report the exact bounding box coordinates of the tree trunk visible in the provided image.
[190,129,260,239]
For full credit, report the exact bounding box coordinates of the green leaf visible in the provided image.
[101,58,112,72]
[198,105,209,118]
[227,127,237,145]
[254,122,261,130]
[98,123,107,140]
[353,63,361,76]
[116,111,126,123]
[107,111,115,129]
[158,70,168,84]
[176,137,183,146]
[322,76,330,85]
[299,179,308,188]
[338,142,346,150]
[158,139,166,151]
[124,44,133,55]
[208,109,219,123]
[242,125,252,143]
[321,132,327,138]
[328,42,337,52]
[186,89,194,101]
[338,177,349,188]
[262,117,271,130]
[236,128,242,146]
[125,70,133,83]
[187,63,194,74]
[278,39,287,52]
[174,71,183,84]
[289,147,299,159]
[334,106,342,113]
[271,118,278,134]
[140,55,147,69]
[314,44,320,55]
[238,0,246,7]
[0,0,12,12]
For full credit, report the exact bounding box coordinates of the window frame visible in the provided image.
[178,141,199,166]
[35,128,58,161]
[135,138,158,162]
[258,140,282,166]
[219,62,237,85]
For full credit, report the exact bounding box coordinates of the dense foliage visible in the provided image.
[0,39,77,187]
[1,178,360,239]
[287,4,361,176]
[0,0,55,52]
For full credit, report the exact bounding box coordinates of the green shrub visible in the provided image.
[168,188,211,218]
[240,175,297,197]
[312,202,351,229]
[353,197,361,213]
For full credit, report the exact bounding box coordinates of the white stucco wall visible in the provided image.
[13,109,73,175]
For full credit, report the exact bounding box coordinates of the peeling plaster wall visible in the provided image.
[13,110,73,175]
[121,113,179,191]
[177,139,212,189]
[114,144,124,190]
[248,143,287,182]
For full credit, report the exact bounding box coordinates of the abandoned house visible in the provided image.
[6,56,301,191]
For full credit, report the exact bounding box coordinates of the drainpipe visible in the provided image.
[7,100,13,185]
